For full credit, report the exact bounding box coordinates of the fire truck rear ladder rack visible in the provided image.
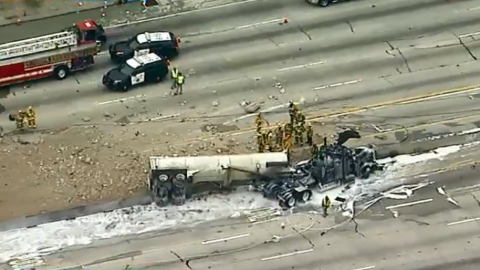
[0,31,78,60]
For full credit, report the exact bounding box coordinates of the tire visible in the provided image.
[54,66,69,80]
[120,83,130,92]
[299,190,313,203]
[319,0,330,7]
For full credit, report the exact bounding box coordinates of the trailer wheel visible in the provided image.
[153,179,170,206]
[54,66,69,80]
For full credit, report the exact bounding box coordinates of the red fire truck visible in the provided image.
[0,19,107,87]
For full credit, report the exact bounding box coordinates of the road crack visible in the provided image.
[385,41,412,73]
[297,25,312,40]
[471,193,480,207]
[458,37,478,60]
[351,218,366,238]
[397,49,412,72]
[404,218,430,226]
[346,21,355,33]
[170,250,185,262]
[292,226,315,248]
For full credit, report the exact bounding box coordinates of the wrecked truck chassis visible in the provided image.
[147,143,382,208]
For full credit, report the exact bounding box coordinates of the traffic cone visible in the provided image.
[283,17,288,24]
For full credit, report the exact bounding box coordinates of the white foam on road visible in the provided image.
[0,143,472,263]
[307,144,464,208]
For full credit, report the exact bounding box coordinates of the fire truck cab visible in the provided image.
[67,19,107,44]
[0,19,105,87]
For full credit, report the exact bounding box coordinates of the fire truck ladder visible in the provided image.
[0,31,78,60]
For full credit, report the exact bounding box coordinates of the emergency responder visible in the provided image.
[306,123,313,146]
[283,133,292,159]
[255,113,264,134]
[294,113,306,145]
[17,110,27,129]
[311,143,318,158]
[257,132,265,153]
[288,101,298,125]
[170,67,179,91]
[322,195,331,217]
[175,72,185,95]
[265,130,274,152]
[284,122,293,137]
[26,106,36,128]
[274,125,284,150]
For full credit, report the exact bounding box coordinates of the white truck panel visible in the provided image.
[149,153,288,184]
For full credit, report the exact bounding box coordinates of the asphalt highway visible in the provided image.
[1,0,480,143]
[21,148,480,270]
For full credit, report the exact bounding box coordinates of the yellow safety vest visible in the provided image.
[171,69,178,79]
[322,196,331,207]
[177,75,185,85]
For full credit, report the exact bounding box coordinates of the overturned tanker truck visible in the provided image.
[147,131,383,208]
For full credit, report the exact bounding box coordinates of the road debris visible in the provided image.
[436,186,460,206]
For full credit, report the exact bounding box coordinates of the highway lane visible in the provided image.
[1,0,480,132]
[28,158,480,270]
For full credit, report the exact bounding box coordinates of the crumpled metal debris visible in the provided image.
[436,186,459,206]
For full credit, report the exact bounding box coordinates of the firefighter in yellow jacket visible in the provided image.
[274,125,284,150]
[255,113,264,134]
[288,101,298,125]
[26,106,36,128]
[264,130,274,152]
[257,132,265,153]
[9,110,25,129]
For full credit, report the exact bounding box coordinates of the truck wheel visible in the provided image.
[318,0,330,7]
[299,190,312,203]
[54,66,69,80]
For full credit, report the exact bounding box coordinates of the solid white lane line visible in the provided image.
[313,79,363,90]
[261,249,313,261]
[97,95,144,105]
[224,97,305,125]
[352,266,376,270]
[235,18,284,30]
[447,217,480,226]
[278,61,325,72]
[385,198,433,210]
[202,233,250,245]
[459,31,480,38]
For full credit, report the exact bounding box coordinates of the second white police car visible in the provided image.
[102,53,169,91]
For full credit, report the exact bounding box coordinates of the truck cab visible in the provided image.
[66,19,107,45]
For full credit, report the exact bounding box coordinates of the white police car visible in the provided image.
[102,53,169,91]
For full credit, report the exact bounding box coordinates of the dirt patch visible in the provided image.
[0,116,338,222]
